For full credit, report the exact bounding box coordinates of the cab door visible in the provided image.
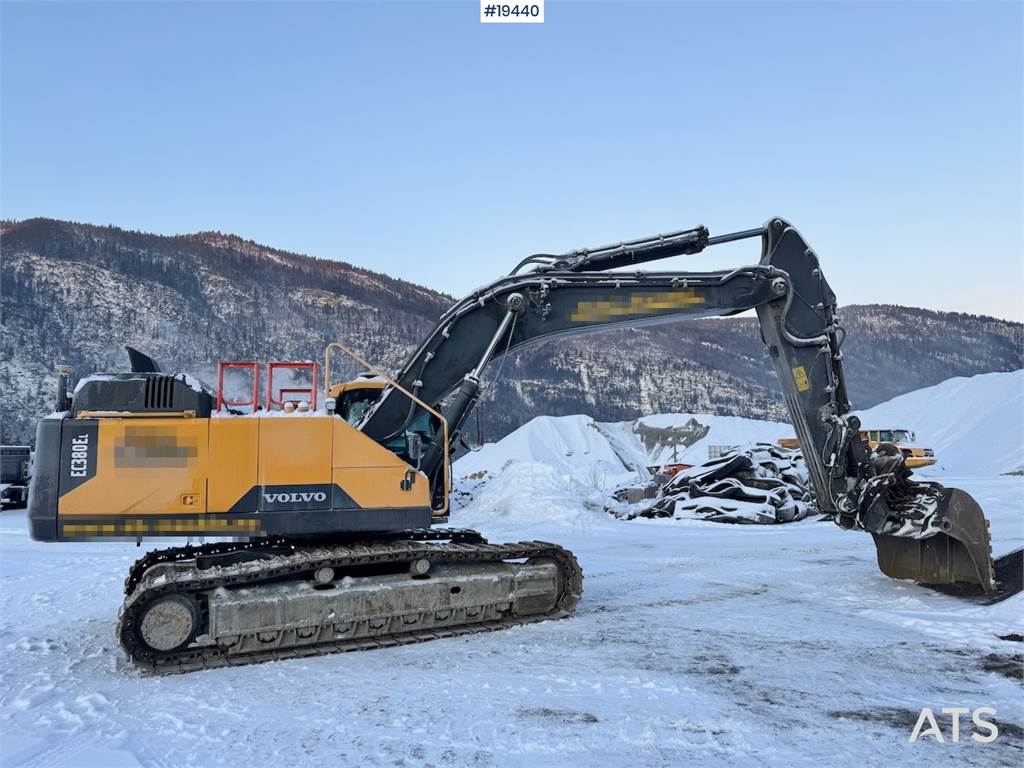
[256,416,333,512]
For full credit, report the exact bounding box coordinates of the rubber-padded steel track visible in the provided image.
[122,528,486,597]
[117,530,583,674]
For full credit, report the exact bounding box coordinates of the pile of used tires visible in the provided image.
[610,443,813,524]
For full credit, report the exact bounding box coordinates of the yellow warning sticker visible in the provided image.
[792,366,810,392]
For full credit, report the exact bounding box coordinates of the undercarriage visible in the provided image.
[117,530,583,674]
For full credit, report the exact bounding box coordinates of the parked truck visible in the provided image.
[1,445,32,509]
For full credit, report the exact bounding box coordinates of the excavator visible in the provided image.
[27,217,1022,673]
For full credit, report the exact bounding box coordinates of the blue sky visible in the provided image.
[2,1,1021,320]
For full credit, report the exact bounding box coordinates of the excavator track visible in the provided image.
[121,528,487,597]
[926,547,1024,605]
[117,530,583,674]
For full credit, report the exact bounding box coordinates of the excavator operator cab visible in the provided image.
[327,375,439,465]
[385,410,437,464]
[328,375,387,425]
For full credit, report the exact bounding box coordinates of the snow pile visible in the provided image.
[855,370,1024,475]
[455,414,641,481]
[452,415,639,528]
[453,461,610,529]
[455,412,793,481]
[609,443,812,525]
[452,413,795,527]
[453,370,1024,527]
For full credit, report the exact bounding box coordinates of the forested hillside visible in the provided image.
[2,218,1021,444]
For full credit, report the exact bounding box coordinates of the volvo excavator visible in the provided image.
[27,218,1022,673]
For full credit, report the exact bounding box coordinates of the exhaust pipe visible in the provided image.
[55,364,71,411]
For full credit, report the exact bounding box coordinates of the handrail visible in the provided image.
[267,361,318,410]
[216,361,260,412]
[324,342,450,517]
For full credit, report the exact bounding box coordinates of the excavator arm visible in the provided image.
[360,217,1008,596]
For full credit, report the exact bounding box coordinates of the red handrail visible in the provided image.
[266,361,318,411]
[216,362,260,412]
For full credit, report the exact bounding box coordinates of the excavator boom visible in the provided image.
[361,217,1009,597]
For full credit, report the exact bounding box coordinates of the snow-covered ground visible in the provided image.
[2,484,1021,767]
[1,373,1022,767]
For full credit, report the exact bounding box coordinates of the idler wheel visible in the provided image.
[137,593,201,654]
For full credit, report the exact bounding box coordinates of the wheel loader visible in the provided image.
[859,429,937,469]
[778,429,937,469]
[27,218,1022,673]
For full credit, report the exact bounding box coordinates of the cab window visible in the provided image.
[384,410,439,461]
[338,389,380,426]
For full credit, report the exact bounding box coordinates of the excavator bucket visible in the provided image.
[871,487,1021,602]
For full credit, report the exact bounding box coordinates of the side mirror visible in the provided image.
[406,433,424,463]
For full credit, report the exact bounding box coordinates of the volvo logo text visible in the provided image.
[263,491,328,504]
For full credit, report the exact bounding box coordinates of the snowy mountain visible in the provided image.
[3,217,1022,444]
